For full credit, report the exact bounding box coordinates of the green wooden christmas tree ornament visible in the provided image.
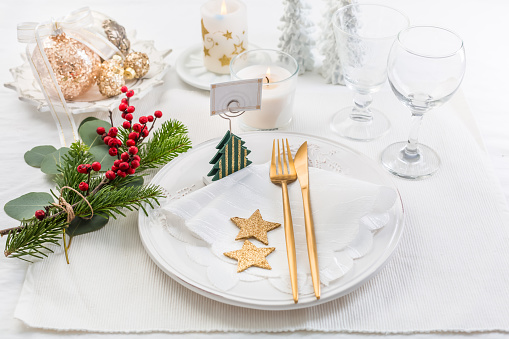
[208,131,252,181]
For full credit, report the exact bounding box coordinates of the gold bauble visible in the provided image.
[97,58,125,97]
[44,33,101,100]
[124,52,150,79]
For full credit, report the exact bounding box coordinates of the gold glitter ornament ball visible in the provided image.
[44,33,101,100]
[124,51,150,78]
[97,57,125,98]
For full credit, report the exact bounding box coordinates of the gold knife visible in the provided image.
[294,142,320,299]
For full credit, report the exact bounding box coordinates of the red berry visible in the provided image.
[108,127,118,137]
[77,164,87,174]
[92,162,101,171]
[129,146,138,155]
[139,116,148,124]
[35,210,46,220]
[127,168,136,175]
[108,138,118,147]
[109,148,118,156]
[122,121,131,129]
[113,159,121,167]
[105,170,116,180]
[85,164,93,172]
[154,110,162,118]
[141,129,149,137]
[117,170,127,178]
[128,132,139,140]
[147,115,154,122]
[111,166,119,172]
[103,136,111,145]
[126,90,134,97]
[116,139,123,147]
[131,160,140,169]
[121,152,130,161]
[121,98,128,103]
[119,103,128,111]
[133,155,141,162]
[125,113,133,121]
[127,106,135,113]
[121,112,126,119]
[132,123,142,132]
[126,139,136,147]
[119,162,129,171]
[78,182,89,191]
[121,86,128,93]
[96,126,106,135]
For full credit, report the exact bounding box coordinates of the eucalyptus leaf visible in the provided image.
[4,192,54,221]
[24,145,57,168]
[40,147,70,174]
[67,213,109,237]
[78,117,99,130]
[79,120,111,148]
[89,146,116,171]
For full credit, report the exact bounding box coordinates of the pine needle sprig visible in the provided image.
[4,216,67,262]
[138,120,192,171]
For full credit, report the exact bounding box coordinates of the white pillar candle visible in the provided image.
[200,0,247,74]
[236,65,297,130]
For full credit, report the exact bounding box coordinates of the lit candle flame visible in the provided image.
[221,0,227,14]
[265,67,271,84]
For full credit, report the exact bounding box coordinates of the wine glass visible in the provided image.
[331,4,409,141]
[381,26,466,179]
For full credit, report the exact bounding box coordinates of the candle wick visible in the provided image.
[265,76,270,84]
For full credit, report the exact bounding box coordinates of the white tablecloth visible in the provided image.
[1,0,508,338]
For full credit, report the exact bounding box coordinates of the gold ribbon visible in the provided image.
[17,8,121,147]
[52,186,94,264]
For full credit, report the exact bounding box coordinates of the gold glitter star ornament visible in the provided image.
[224,240,275,272]
[231,209,280,245]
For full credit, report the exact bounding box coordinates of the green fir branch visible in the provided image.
[138,120,192,171]
[4,215,67,262]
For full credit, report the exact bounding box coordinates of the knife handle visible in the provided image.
[302,187,320,299]
[281,181,298,303]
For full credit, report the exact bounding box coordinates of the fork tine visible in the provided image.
[281,139,287,174]
[286,139,295,174]
[277,139,282,175]
[270,139,276,176]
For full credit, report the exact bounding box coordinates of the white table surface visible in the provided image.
[1,0,508,338]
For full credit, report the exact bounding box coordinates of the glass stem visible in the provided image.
[403,113,424,159]
[351,93,373,122]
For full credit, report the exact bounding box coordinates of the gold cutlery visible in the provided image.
[269,138,298,303]
[295,142,320,299]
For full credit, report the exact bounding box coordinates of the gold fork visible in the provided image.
[270,138,298,303]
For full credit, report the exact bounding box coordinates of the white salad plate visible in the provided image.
[138,131,405,310]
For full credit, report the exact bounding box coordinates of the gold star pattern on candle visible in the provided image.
[203,46,211,57]
[224,240,275,272]
[231,209,280,245]
[232,41,246,55]
[219,54,231,66]
[201,19,209,41]
[223,30,233,40]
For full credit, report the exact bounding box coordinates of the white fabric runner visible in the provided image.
[13,85,509,333]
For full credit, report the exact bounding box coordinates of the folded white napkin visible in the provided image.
[159,163,397,295]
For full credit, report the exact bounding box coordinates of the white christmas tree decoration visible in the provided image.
[278,0,315,75]
[319,0,354,85]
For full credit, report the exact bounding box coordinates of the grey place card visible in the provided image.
[210,78,263,116]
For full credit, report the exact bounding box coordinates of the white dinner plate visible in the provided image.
[138,131,405,310]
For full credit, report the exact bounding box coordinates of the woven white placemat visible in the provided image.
[13,85,509,333]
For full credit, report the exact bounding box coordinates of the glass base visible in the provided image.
[330,107,390,141]
[238,117,292,131]
[381,141,441,180]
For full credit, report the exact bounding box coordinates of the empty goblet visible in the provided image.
[331,4,409,141]
[381,26,466,179]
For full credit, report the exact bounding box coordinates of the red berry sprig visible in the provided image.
[93,87,163,182]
